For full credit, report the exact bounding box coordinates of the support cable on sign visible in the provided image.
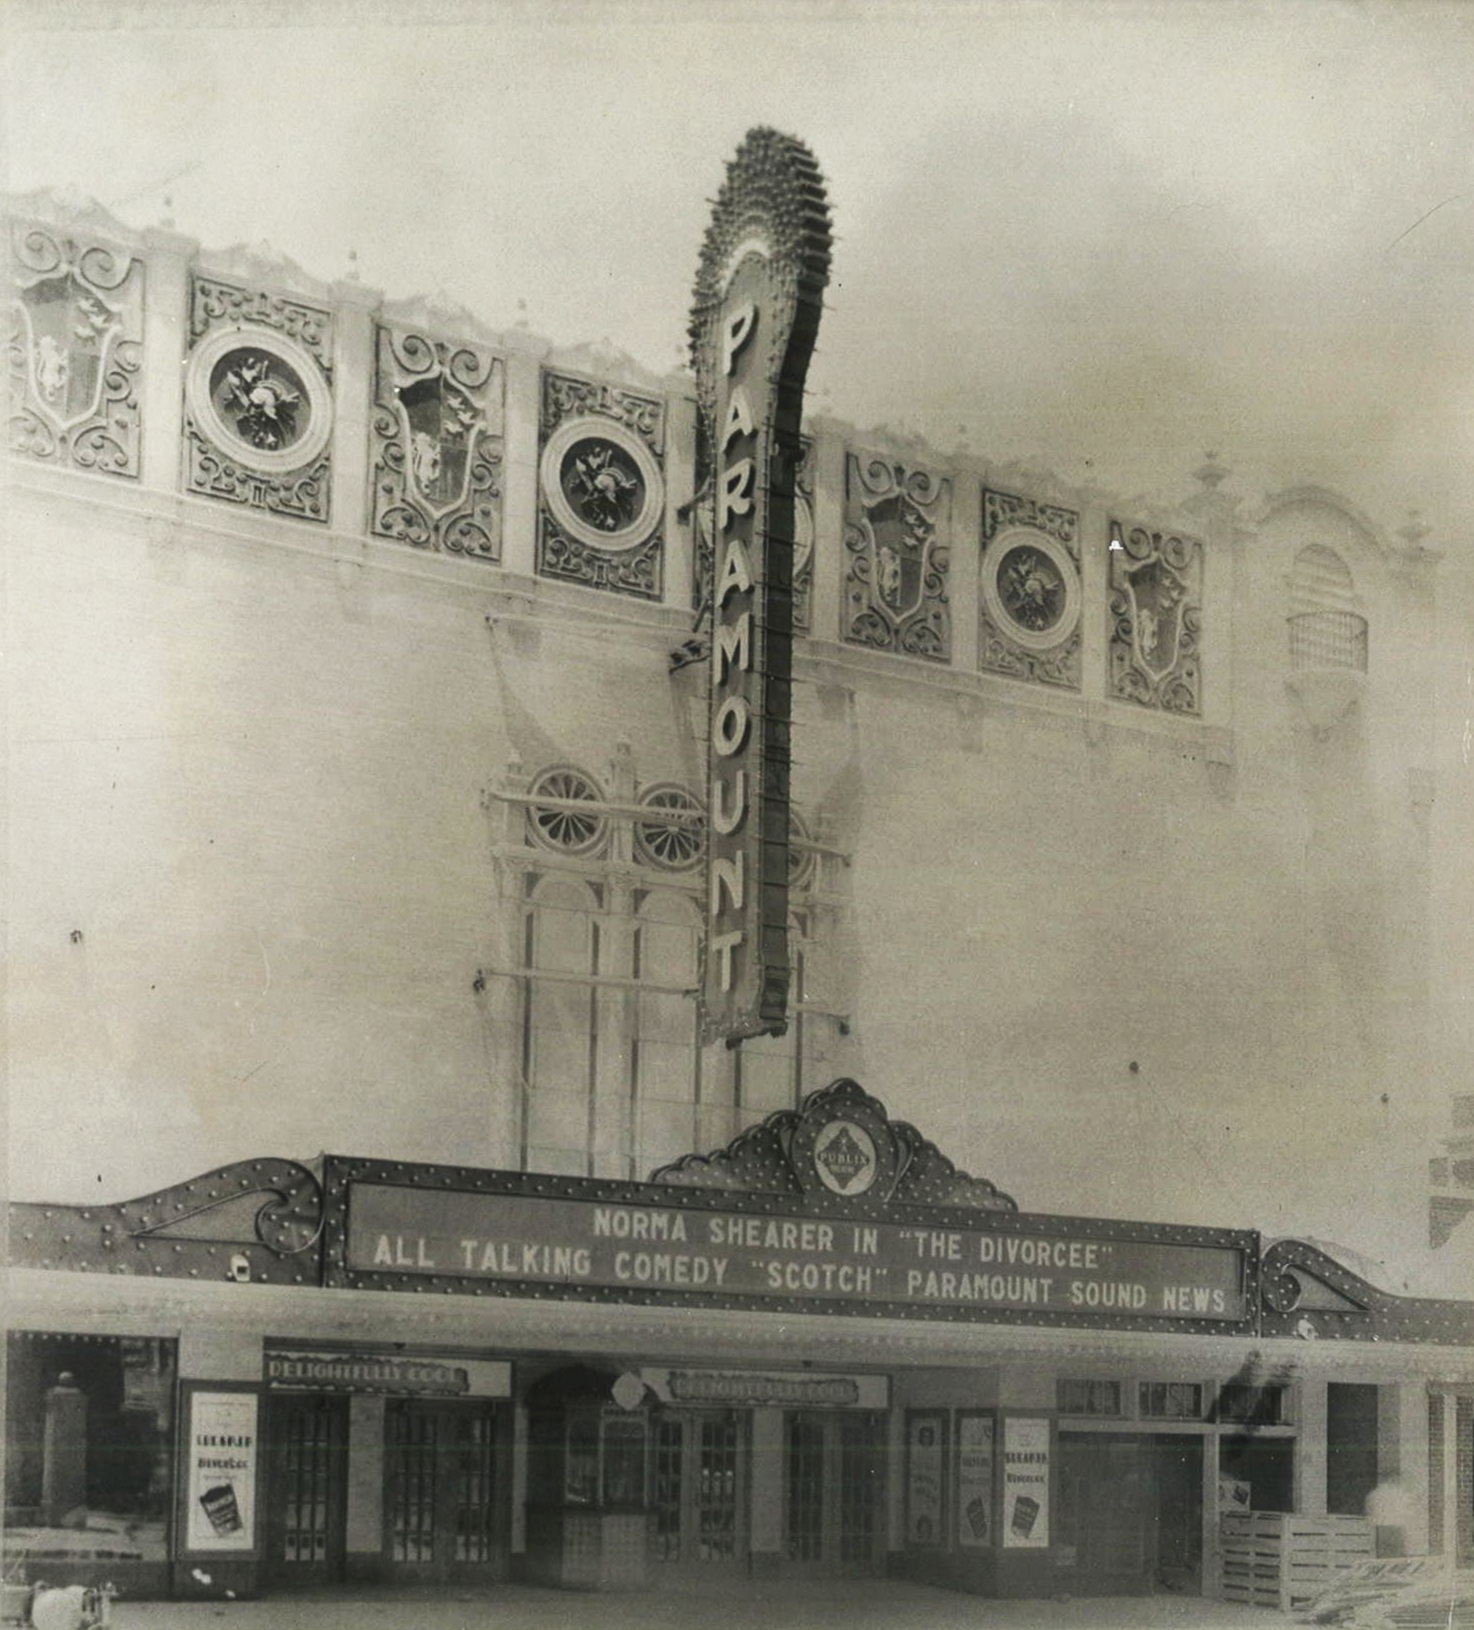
[473,961,848,1024]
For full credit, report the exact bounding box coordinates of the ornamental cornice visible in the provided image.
[194,239,338,305]
[2,188,148,253]
[381,289,515,350]
[546,337,673,397]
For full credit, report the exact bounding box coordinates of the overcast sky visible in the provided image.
[6,0,1474,551]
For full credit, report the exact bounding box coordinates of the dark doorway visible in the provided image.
[1327,1383,1379,1517]
[782,1411,887,1576]
[1057,1433,1204,1595]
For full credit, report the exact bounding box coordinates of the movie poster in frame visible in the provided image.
[181,1386,260,1553]
[955,1411,996,1548]
[905,1408,947,1547]
[1001,1415,1051,1549]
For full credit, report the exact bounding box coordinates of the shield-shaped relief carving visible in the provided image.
[8,224,142,475]
[1108,522,1203,713]
[843,453,950,661]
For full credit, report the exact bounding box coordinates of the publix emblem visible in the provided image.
[812,1119,878,1196]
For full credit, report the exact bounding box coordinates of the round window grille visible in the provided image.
[527,766,608,856]
[789,809,816,890]
[634,783,705,871]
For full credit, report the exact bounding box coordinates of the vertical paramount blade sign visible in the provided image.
[690,129,832,1046]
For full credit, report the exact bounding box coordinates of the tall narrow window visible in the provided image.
[1288,545,1367,673]
[521,876,601,1175]
[631,890,701,1178]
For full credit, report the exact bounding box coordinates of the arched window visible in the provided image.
[520,875,601,1175]
[631,890,702,1178]
[493,759,847,1179]
[1288,546,1367,672]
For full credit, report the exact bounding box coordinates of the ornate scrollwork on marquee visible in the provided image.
[843,454,951,661]
[537,370,666,599]
[1256,1237,1474,1347]
[652,1078,1017,1213]
[7,221,143,476]
[8,1158,325,1284]
[183,275,335,523]
[370,325,505,560]
[1108,520,1203,713]
[980,489,1082,689]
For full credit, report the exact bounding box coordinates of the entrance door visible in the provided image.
[649,1410,747,1573]
[383,1399,507,1583]
[263,1394,349,1587]
[1057,1433,1204,1596]
[783,1412,887,1575]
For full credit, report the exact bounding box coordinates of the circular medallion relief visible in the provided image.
[811,1118,879,1197]
[540,417,664,552]
[526,765,608,857]
[634,783,705,872]
[980,527,1081,653]
[184,325,333,473]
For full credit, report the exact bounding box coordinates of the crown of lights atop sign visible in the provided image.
[687,127,833,433]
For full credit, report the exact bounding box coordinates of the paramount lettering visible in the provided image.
[695,131,830,1044]
[906,1270,1056,1305]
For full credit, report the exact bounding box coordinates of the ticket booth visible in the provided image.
[524,1366,651,1590]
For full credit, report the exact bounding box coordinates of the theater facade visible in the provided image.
[8,1077,1474,1601]
[5,136,1473,1606]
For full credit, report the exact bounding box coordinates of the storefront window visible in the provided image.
[1219,1434,1293,1514]
[1140,1382,1204,1420]
[1057,1379,1121,1416]
[4,1333,177,1571]
[564,1414,599,1505]
[600,1413,647,1507]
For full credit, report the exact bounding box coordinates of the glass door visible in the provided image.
[383,1400,506,1582]
[783,1411,886,1576]
[263,1394,348,1587]
[648,1410,748,1575]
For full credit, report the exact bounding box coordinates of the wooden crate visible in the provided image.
[1219,1511,1375,1612]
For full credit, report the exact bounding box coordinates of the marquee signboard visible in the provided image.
[22,1078,1474,1347]
[689,128,833,1044]
[339,1180,1251,1323]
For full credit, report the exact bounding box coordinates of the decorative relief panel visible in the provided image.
[7,221,143,476]
[183,275,335,523]
[370,325,504,560]
[843,453,950,661]
[1107,519,1203,713]
[979,489,1081,689]
[537,370,665,599]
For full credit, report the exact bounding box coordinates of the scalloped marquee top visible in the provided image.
[651,1077,1019,1213]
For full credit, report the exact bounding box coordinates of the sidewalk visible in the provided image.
[107,1580,1301,1630]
